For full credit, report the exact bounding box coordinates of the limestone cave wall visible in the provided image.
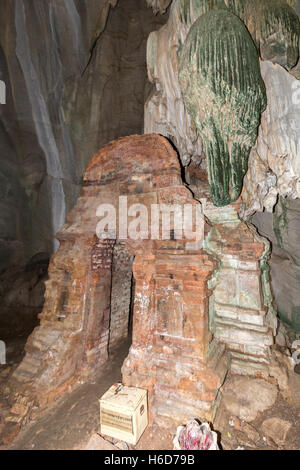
[0,0,167,272]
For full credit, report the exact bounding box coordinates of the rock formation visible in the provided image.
[225,0,300,69]
[145,1,203,167]
[240,59,300,331]
[203,200,276,377]
[1,0,300,448]
[252,201,300,331]
[145,1,300,331]
[178,9,266,206]
[147,0,172,14]
[241,61,300,217]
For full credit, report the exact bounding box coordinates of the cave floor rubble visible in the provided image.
[0,341,299,451]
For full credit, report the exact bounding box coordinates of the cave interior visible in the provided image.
[0,0,300,451]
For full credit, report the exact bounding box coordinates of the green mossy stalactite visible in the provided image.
[178,10,267,207]
[225,0,300,69]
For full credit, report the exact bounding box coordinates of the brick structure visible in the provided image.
[3,135,229,434]
[122,249,229,427]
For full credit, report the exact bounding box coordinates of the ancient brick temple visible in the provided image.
[4,134,276,432]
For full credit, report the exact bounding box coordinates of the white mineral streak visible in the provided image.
[241,61,300,219]
[15,2,66,252]
[144,2,202,166]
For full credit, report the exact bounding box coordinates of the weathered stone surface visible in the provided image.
[0,423,21,446]
[147,0,172,14]
[222,376,278,422]
[269,349,291,398]
[241,62,300,218]
[145,1,203,167]
[251,200,300,330]
[122,248,230,427]
[143,2,300,310]
[240,422,260,443]
[261,417,292,446]
[145,2,299,206]
[0,254,49,340]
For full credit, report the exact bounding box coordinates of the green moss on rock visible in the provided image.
[178,10,267,207]
[225,0,300,69]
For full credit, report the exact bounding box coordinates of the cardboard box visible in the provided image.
[100,383,148,445]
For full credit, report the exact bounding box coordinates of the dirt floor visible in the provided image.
[0,336,299,450]
[215,380,300,450]
[0,338,173,450]
[1,339,129,450]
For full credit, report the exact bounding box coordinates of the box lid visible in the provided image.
[100,384,147,412]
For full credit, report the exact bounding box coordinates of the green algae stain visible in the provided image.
[225,0,300,69]
[273,196,288,249]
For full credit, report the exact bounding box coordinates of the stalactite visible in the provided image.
[178,9,267,206]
